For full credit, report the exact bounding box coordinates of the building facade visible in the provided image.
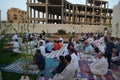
[7,8,27,23]
[27,0,113,25]
[112,1,120,37]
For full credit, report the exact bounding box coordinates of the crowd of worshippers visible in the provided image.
[3,30,120,80]
[3,31,64,54]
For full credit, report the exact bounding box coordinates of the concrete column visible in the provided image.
[30,8,32,18]
[64,2,67,23]
[100,0,102,24]
[72,5,75,24]
[75,5,78,24]
[34,10,36,23]
[93,0,95,24]
[61,0,64,23]
[85,0,87,24]
[43,12,44,18]
[53,14,55,19]
[50,14,52,19]
[30,8,32,23]
[38,11,40,18]
[69,4,70,23]
[27,0,29,23]
[46,0,48,23]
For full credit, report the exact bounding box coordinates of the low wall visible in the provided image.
[0,23,106,34]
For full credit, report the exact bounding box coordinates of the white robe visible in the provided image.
[38,46,45,55]
[71,53,79,70]
[89,57,108,75]
[53,63,76,80]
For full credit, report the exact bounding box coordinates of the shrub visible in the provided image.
[58,29,66,35]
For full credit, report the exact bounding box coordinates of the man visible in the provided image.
[69,44,79,70]
[53,55,76,80]
[86,52,108,75]
[12,39,21,53]
[105,37,116,69]
[27,49,45,70]
[38,41,45,55]
[82,41,93,59]
[45,40,52,53]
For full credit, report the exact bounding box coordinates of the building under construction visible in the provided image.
[26,0,113,25]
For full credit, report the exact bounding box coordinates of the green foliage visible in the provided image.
[0,23,35,80]
[1,71,37,80]
[58,29,66,35]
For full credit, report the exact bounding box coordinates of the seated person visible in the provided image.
[4,39,20,53]
[53,55,76,80]
[52,56,67,75]
[12,39,20,53]
[85,52,108,76]
[53,40,59,51]
[45,40,52,53]
[69,49,79,70]
[27,49,46,70]
[59,40,63,49]
[82,41,93,59]
[57,41,61,50]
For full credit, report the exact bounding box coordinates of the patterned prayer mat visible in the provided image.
[1,58,59,77]
[37,60,119,80]
[74,60,118,80]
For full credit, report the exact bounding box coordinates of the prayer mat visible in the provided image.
[37,60,118,80]
[1,58,59,77]
[74,60,117,80]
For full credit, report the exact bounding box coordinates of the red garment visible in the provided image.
[57,43,61,49]
[53,43,59,50]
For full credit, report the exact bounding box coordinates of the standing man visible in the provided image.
[105,37,116,69]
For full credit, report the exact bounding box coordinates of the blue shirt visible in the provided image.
[45,42,52,52]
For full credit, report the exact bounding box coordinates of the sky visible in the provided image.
[0,0,119,21]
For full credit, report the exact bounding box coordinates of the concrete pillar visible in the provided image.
[38,11,40,18]
[69,4,70,23]
[85,0,87,24]
[27,0,29,23]
[53,14,55,19]
[34,10,36,23]
[46,0,48,23]
[30,8,32,18]
[61,0,64,23]
[43,12,44,18]
[50,14,52,19]
[75,5,78,24]
[72,5,75,24]
[93,0,95,24]
[30,8,32,23]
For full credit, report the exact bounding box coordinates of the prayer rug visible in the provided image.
[1,58,59,77]
[75,60,117,80]
[37,60,119,80]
